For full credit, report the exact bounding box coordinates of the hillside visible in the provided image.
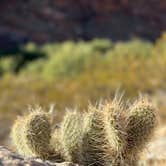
[0,0,166,48]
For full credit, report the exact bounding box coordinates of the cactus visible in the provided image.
[123,98,157,165]
[11,116,34,157]
[81,106,109,166]
[60,110,83,163]
[10,96,157,166]
[24,108,53,159]
[102,99,126,165]
[11,107,61,160]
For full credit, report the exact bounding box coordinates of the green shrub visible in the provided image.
[0,57,16,76]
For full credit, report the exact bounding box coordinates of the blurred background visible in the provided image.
[0,0,166,165]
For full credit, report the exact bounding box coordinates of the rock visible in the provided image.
[0,146,79,166]
[139,126,166,166]
[0,0,165,45]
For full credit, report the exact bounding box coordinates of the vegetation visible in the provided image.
[11,97,157,166]
[0,36,166,88]
[0,33,166,146]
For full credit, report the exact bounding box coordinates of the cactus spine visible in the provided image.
[11,96,157,166]
[11,107,56,160]
[60,110,83,163]
[103,99,126,165]
[11,116,34,157]
[124,98,157,165]
[24,108,52,159]
[81,106,109,166]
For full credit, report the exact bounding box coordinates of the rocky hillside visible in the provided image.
[0,0,166,47]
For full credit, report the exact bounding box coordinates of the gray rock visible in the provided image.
[0,146,79,166]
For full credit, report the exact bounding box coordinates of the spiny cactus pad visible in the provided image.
[81,107,108,166]
[61,110,83,163]
[124,98,157,165]
[11,107,53,159]
[24,109,52,159]
[11,116,34,157]
[11,96,157,166]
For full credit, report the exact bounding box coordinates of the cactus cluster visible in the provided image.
[11,96,157,166]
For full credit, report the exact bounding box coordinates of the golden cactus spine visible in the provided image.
[81,106,110,166]
[24,109,53,159]
[11,107,54,159]
[11,116,34,157]
[60,110,83,163]
[102,99,126,165]
[124,98,157,165]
